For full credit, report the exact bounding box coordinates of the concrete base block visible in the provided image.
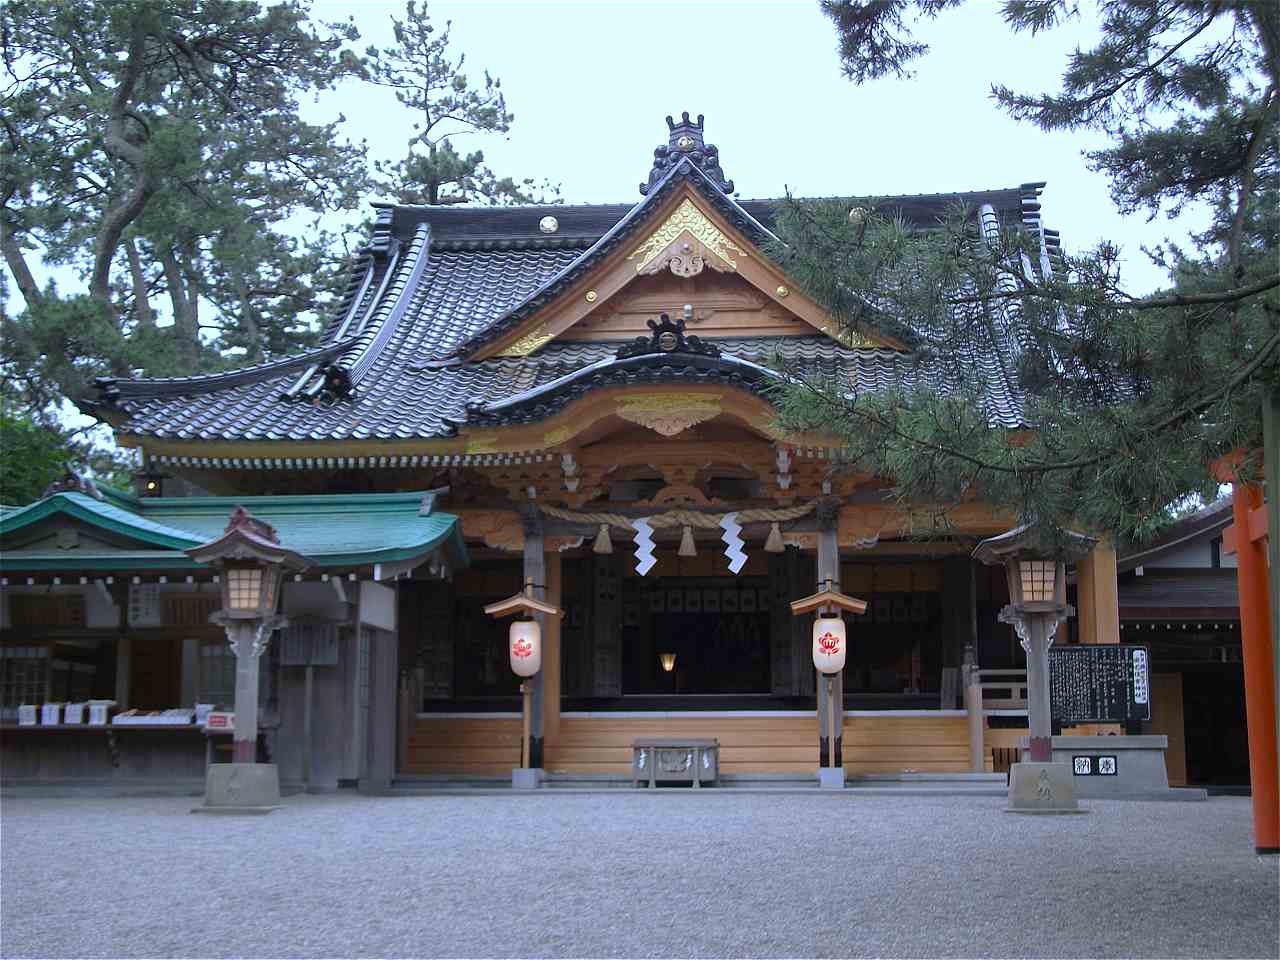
[192,763,281,815]
[511,767,544,790]
[817,767,846,790]
[1007,762,1086,814]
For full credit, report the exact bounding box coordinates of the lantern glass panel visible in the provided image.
[226,566,263,612]
[659,652,677,673]
[1019,559,1057,603]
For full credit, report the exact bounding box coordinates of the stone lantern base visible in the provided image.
[1007,762,1086,814]
[192,762,282,815]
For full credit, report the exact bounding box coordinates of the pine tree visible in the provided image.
[770,0,1279,545]
[362,1,558,206]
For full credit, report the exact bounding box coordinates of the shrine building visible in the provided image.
[1,114,1154,791]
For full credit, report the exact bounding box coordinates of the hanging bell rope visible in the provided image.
[592,523,613,554]
[678,525,697,557]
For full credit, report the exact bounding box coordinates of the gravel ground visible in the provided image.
[2,792,1276,959]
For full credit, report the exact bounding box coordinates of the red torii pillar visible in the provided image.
[1216,459,1279,854]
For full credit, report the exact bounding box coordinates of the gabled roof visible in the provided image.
[0,488,468,574]
[88,115,1053,454]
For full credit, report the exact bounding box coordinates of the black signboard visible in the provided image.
[1049,644,1151,725]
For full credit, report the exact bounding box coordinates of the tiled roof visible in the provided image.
[94,159,1045,448]
[0,490,469,572]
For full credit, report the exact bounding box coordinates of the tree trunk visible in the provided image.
[237,280,263,362]
[0,221,41,309]
[124,237,154,328]
[159,243,199,371]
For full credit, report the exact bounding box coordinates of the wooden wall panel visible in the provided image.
[1150,673,1187,786]
[404,718,521,775]
[405,713,976,777]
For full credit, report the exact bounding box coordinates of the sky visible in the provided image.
[309,0,1212,296]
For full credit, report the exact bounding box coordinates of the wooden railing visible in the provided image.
[977,669,1028,711]
[962,653,1029,772]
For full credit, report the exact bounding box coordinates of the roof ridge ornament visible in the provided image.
[42,462,104,501]
[639,112,734,197]
[616,312,722,359]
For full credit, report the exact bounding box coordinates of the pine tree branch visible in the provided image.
[796,325,1280,478]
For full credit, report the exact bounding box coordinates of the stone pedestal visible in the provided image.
[511,767,543,790]
[1018,735,1195,799]
[1007,761,1084,814]
[817,767,846,790]
[193,762,282,815]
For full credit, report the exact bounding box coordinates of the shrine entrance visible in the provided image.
[622,576,773,695]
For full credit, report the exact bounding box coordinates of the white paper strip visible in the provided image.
[720,512,746,574]
[632,518,656,575]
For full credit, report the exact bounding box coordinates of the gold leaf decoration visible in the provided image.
[500,323,553,357]
[615,392,722,437]
[628,199,742,274]
[542,425,573,448]
[820,320,880,349]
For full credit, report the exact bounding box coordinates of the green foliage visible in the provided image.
[1,0,369,407]
[0,410,130,506]
[772,1,1280,545]
[363,1,559,205]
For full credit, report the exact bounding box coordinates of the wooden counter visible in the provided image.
[0,723,241,785]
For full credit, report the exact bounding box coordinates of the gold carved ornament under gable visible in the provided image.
[499,323,554,357]
[820,319,880,349]
[614,393,722,437]
[628,199,743,274]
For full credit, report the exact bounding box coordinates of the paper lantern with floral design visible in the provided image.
[812,616,847,674]
[509,620,542,677]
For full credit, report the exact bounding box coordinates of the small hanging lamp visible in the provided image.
[678,525,697,557]
[764,522,785,553]
[593,523,613,554]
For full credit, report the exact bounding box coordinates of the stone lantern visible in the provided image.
[974,523,1096,813]
[187,506,308,813]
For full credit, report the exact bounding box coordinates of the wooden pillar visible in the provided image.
[522,508,546,770]
[542,551,562,747]
[941,557,977,707]
[1229,480,1279,853]
[816,499,841,768]
[1263,391,1280,809]
[362,625,398,792]
[1076,540,1119,645]
[114,636,132,709]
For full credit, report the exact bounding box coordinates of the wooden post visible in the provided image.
[1263,391,1280,802]
[1229,480,1279,853]
[1076,541,1120,646]
[521,682,532,769]
[816,499,841,769]
[542,552,562,748]
[963,646,985,772]
[522,511,546,770]
[302,662,314,787]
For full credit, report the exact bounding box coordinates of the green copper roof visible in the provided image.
[0,488,467,574]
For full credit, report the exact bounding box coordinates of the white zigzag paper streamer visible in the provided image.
[719,511,747,574]
[632,518,656,576]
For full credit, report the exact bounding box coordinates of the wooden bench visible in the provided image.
[632,737,719,788]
